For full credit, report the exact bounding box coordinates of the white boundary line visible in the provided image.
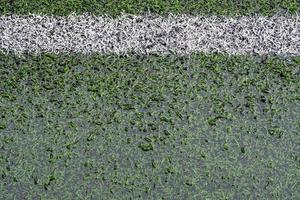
[1,14,300,55]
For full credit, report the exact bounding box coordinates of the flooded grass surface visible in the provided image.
[0,53,299,199]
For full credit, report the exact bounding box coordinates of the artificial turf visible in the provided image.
[0,0,299,17]
[0,53,299,199]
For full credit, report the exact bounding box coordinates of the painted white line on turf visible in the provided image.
[0,14,300,55]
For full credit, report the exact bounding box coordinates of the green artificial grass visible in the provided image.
[0,0,299,17]
[0,53,299,199]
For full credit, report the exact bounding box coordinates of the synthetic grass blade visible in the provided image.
[0,0,299,17]
[0,53,299,199]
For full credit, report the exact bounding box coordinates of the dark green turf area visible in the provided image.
[0,0,299,17]
[0,53,299,199]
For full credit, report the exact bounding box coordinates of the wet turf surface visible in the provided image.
[0,53,299,199]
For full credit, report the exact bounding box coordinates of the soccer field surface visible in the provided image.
[0,1,300,200]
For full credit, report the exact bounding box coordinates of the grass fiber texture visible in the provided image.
[0,0,299,17]
[0,53,299,199]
